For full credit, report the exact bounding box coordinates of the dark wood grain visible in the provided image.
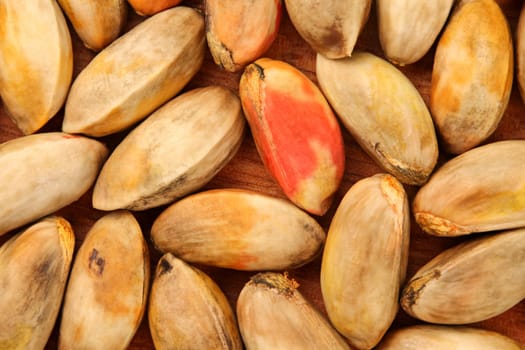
[1,0,524,348]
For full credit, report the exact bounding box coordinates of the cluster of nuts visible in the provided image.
[0,0,525,349]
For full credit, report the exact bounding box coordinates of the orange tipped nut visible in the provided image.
[239,58,345,215]
[127,0,182,16]
[430,0,513,154]
[206,0,282,72]
[57,0,127,51]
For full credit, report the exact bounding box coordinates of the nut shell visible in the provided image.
[151,188,325,271]
[430,0,513,154]
[63,6,205,137]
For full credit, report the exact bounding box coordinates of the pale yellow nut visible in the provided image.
[0,217,75,350]
[237,272,350,349]
[57,0,127,51]
[59,211,149,350]
[377,325,523,350]
[0,132,108,236]
[414,140,525,236]
[321,174,409,350]
[148,253,242,350]
[151,188,325,271]
[63,6,205,137]
[401,227,525,324]
[92,86,245,211]
[284,0,371,58]
[0,0,73,134]
[316,51,438,185]
[377,0,454,65]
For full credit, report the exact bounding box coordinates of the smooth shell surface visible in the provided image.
[284,0,371,58]
[59,211,149,350]
[240,58,345,215]
[148,253,242,350]
[92,86,245,211]
[414,140,525,236]
[0,217,75,350]
[430,0,513,154]
[237,272,350,349]
[128,0,182,16]
[151,189,325,271]
[377,0,454,65]
[63,6,205,137]
[57,0,127,51]
[206,0,281,72]
[0,0,73,134]
[317,51,438,185]
[321,174,410,349]
[377,325,523,350]
[401,228,525,324]
[0,132,108,236]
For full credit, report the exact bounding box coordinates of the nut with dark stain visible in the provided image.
[88,248,105,276]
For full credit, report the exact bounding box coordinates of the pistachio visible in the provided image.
[401,228,525,324]
[57,0,127,51]
[92,86,245,211]
[0,217,75,350]
[63,6,205,137]
[414,140,525,236]
[430,0,513,154]
[284,0,371,58]
[237,272,350,349]
[206,0,282,72]
[240,58,345,215]
[377,325,523,350]
[317,51,438,185]
[0,132,108,236]
[59,211,149,350]
[151,189,325,271]
[0,0,72,134]
[321,174,409,349]
[148,253,242,349]
[377,0,454,65]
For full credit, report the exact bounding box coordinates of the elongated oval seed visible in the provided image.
[317,51,438,185]
[240,58,345,215]
[376,325,523,350]
[321,173,409,350]
[401,228,525,324]
[284,0,371,58]
[0,132,108,236]
[57,0,127,51]
[92,86,245,211]
[414,140,525,236]
[151,189,325,271]
[377,0,454,65]
[430,0,513,154]
[237,272,350,349]
[0,0,73,134]
[0,217,75,350]
[206,0,281,72]
[59,211,149,350]
[62,6,205,137]
[148,253,242,350]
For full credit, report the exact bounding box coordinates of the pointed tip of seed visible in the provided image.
[414,212,470,236]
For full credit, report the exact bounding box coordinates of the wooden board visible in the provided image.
[1,0,524,348]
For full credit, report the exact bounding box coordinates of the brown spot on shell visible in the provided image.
[88,248,105,276]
